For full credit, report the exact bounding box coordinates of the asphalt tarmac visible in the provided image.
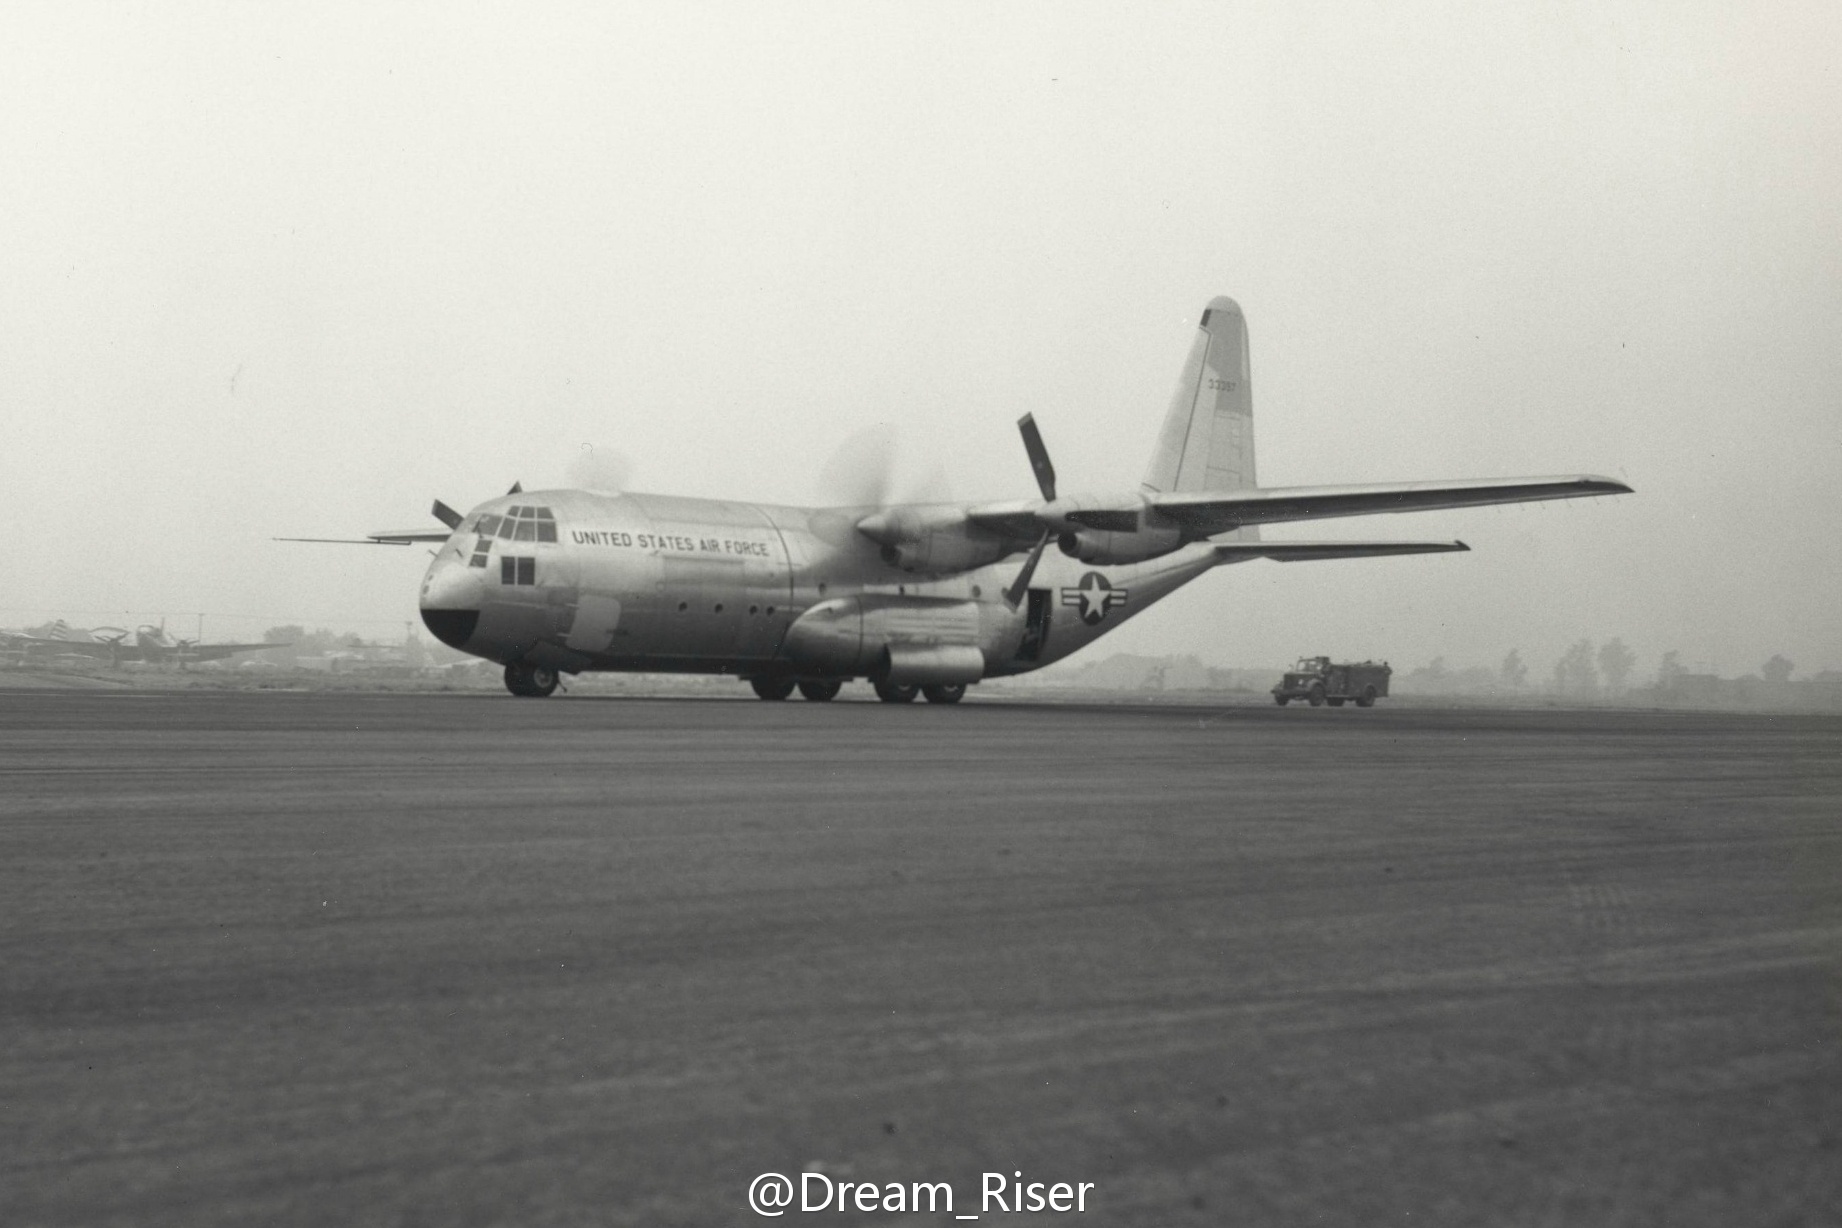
[2,690,1838,1227]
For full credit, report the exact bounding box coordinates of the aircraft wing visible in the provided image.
[1213,539,1469,562]
[181,643,279,662]
[278,500,463,546]
[9,635,122,658]
[274,528,452,545]
[1152,475,1630,535]
[961,499,1042,541]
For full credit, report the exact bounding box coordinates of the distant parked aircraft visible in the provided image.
[0,620,278,667]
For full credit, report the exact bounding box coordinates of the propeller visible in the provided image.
[1003,533,1052,609]
[1003,414,1061,608]
[816,423,900,507]
[1018,413,1057,502]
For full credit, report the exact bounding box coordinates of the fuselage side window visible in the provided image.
[501,556,516,585]
[517,557,535,585]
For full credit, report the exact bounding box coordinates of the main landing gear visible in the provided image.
[749,677,796,701]
[871,680,966,704]
[504,662,560,697]
[748,677,844,702]
[744,678,962,703]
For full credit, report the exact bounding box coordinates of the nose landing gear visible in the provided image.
[505,662,560,697]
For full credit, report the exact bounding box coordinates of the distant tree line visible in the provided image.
[1395,639,1825,708]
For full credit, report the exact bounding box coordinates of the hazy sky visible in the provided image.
[5,2,1837,677]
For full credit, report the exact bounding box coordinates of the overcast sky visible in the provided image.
[4,2,1837,677]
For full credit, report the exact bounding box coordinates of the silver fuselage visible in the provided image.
[419,489,1221,682]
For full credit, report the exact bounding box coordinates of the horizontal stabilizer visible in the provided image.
[1158,475,1630,535]
[1213,539,1470,563]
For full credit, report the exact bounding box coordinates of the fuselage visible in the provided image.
[418,489,1221,685]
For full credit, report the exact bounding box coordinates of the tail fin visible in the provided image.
[1141,297,1256,496]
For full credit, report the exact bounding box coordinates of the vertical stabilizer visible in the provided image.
[1142,297,1256,497]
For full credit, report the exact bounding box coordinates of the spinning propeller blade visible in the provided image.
[1018,414,1057,502]
[1003,532,1052,609]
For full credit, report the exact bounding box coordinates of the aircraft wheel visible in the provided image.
[873,680,919,704]
[797,680,842,702]
[750,677,796,701]
[1328,697,1345,707]
[1356,686,1377,708]
[921,683,966,705]
[1307,684,1326,708]
[505,663,559,698]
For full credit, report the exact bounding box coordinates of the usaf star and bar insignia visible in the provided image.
[1060,572,1128,626]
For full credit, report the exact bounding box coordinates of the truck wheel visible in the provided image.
[1274,695,1289,706]
[750,677,796,701]
[797,679,842,702]
[1356,686,1377,708]
[1308,684,1326,708]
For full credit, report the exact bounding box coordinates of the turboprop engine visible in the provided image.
[855,506,1013,574]
[1056,521,1184,564]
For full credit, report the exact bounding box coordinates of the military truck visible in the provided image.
[1272,657,1391,708]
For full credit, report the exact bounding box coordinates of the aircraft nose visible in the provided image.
[420,555,485,650]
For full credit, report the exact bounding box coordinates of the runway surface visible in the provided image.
[2,690,1838,1227]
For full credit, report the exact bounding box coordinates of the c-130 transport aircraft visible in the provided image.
[309,298,1629,701]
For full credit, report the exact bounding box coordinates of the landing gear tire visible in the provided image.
[1356,686,1378,708]
[797,679,842,702]
[921,683,966,705]
[873,680,919,704]
[1307,684,1326,708]
[504,662,559,698]
[750,677,796,701]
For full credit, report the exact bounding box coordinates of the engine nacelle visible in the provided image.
[1057,523,1184,565]
[879,532,1011,574]
[858,508,1010,574]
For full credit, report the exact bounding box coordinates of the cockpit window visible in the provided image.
[494,504,558,542]
[476,515,501,537]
